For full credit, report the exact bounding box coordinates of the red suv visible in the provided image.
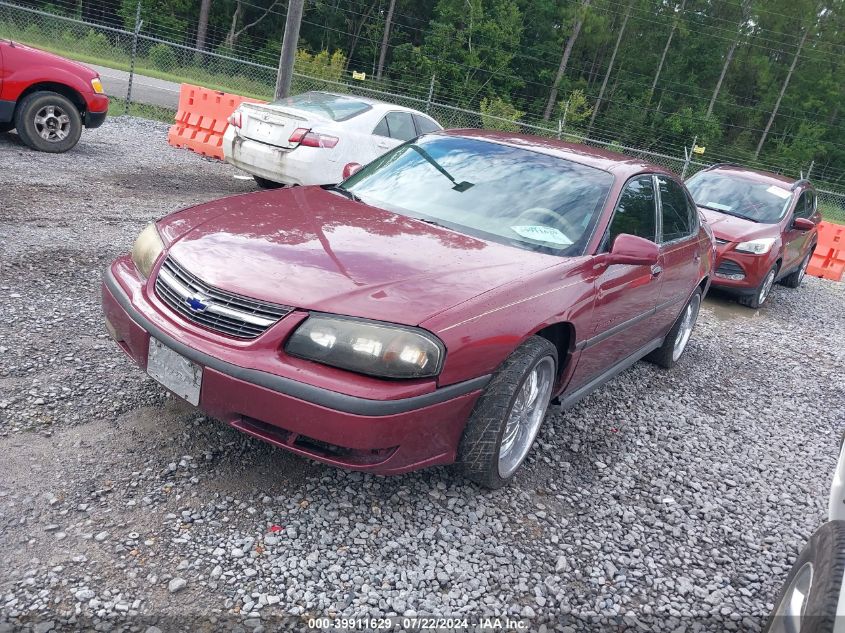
[0,40,108,152]
[686,164,819,308]
[102,131,713,488]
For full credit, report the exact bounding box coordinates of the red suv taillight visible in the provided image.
[289,127,339,148]
[227,111,242,128]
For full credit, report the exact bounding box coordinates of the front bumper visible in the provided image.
[222,127,342,186]
[101,260,486,474]
[711,244,776,294]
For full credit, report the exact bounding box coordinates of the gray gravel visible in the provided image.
[1,117,844,632]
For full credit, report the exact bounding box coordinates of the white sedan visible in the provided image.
[222,91,442,188]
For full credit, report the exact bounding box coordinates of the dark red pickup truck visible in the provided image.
[0,40,108,152]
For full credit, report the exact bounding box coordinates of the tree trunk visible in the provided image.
[648,0,685,104]
[225,1,242,49]
[375,0,396,80]
[542,0,591,121]
[195,0,212,51]
[755,28,808,159]
[707,0,750,117]
[588,0,631,132]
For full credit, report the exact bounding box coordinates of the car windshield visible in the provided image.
[271,92,371,121]
[342,135,614,256]
[686,171,793,223]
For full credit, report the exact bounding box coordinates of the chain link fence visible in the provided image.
[1,0,844,223]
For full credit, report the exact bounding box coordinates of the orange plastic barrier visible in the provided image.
[167,84,266,160]
[807,221,845,282]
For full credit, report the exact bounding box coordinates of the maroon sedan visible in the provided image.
[686,164,819,309]
[102,130,713,488]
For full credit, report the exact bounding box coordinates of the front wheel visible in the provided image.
[646,288,702,369]
[458,336,557,489]
[15,91,83,153]
[738,264,778,309]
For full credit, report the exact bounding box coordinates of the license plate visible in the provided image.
[147,338,202,405]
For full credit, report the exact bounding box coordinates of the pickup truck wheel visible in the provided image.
[15,91,83,153]
[457,336,557,489]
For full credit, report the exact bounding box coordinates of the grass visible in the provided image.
[107,96,175,124]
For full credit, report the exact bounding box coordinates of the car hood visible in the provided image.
[698,207,779,242]
[158,187,564,326]
[11,42,98,79]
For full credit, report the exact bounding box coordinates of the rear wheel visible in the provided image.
[646,288,702,369]
[253,175,283,189]
[458,336,557,489]
[781,250,812,288]
[738,264,778,309]
[15,91,83,153]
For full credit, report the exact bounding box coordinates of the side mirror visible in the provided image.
[605,234,659,267]
[793,217,815,231]
[342,162,363,179]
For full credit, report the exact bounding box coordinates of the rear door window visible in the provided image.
[373,117,390,138]
[657,176,695,242]
[413,114,441,134]
[385,112,417,141]
[794,190,815,219]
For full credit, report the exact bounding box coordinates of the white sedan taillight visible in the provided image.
[289,127,339,148]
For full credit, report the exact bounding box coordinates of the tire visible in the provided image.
[0,121,14,133]
[253,175,283,189]
[15,91,83,153]
[457,336,557,489]
[738,263,778,309]
[645,287,703,369]
[781,249,813,289]
[763,520,845,633]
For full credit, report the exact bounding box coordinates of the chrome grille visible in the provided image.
[154,257,292,339]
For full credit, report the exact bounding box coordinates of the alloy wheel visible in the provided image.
[767,562,813,633]
[34,104,71,142]
[497,356,555,478]
[797,254,810,285]
[672,292,702,362]
[759,269,776,305]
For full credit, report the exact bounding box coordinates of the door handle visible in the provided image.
[651,264,663,277]
[693,251,701,263]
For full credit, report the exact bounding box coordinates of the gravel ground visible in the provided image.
[1,117,843,633]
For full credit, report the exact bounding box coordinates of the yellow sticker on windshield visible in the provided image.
[511,225,572,245]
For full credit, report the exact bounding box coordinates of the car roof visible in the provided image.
[310,91,433,117]
[440,128,676,179]
[700,163,808,189]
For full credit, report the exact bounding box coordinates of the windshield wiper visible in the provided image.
[698,204,758,222]
[323,184,362,203]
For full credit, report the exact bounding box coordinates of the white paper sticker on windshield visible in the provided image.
[705,201,732,211]
[766,185,791,199]
[511,225,572,245]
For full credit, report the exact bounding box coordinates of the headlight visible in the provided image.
[91,78,105,94]
[285,315,444,379]
[734,238,776,254]
[131,223,164,278]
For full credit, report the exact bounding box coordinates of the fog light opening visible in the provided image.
[105,318,123,342]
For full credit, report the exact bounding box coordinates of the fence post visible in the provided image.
[806,160,814,180]
[425,74,435,114]
[681,135,697,179]
[124,0,142,116]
